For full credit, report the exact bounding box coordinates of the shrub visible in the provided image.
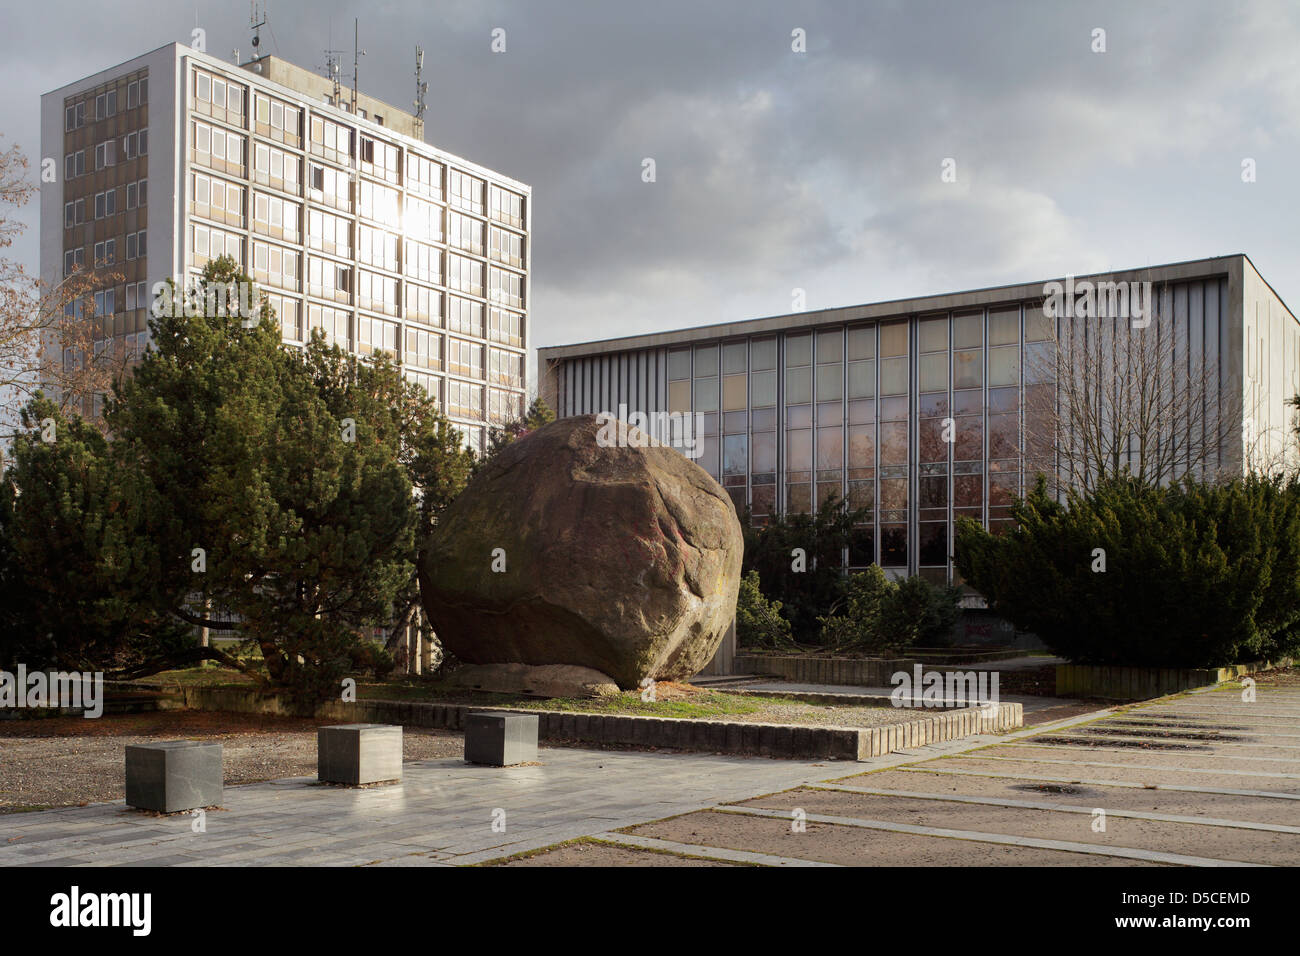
[818,566,961,654]
[735,570,795,649]
[741,494,868,641]
[954,474,1300,667]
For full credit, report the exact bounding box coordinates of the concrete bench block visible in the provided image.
[318,724,403,785]
[465,712,538,766]
[125,740,223,813]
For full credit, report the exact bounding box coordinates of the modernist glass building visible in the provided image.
[540,255,1299,584]
[41,44,530,453]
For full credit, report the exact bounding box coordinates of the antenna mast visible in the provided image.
[351,19,366,114]
[414,46,428,120]
[248,1,266,61]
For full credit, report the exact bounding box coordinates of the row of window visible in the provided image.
[65,179,148,227]
[63,77,148,132]
[196,120,528,249]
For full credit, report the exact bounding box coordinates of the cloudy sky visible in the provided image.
[3,0,1299,361]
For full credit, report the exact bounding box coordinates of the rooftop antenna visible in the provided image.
[351,19,366,114]
[320,22,344,104]
[249,1,267,61]
[414,46,428,120]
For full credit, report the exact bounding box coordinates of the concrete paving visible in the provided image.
[0,682,1295,865]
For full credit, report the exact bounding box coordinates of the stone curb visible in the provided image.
[151,684,1022,762]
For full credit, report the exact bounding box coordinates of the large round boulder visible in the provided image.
[419,415,744,689]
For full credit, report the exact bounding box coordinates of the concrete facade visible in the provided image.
[539,255,1299,583]
[41,43,530,455]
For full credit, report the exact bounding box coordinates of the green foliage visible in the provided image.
[741,494,867,641]
[0,257,473,705]
[818,565,960,653]
[482,396,556,463]
[0,397,190,671]
[954,474,1300,667]
[735,570,795,649]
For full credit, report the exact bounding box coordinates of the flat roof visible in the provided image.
[539,253,1281,361]
[43,42,531,194]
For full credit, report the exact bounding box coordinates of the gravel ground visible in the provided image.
[0,711,462,812]
[692,701,952,728]
[491,840,736,867]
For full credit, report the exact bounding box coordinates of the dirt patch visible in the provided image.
[489,839,737,867]
[622,809,1164,866]
[0,710,462,812]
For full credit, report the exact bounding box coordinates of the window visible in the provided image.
[448,169,484,214]
[447,254,483,297]
[488,307,523,347]
[405,284,442,325]
[307,208,352,257]
[488,348,523,387]
[93,189,116,219]
[447,296,483,336]
[446,379,483,418]
[191,172,245,226]
[190,223,243,266]
[63,247,84,277]
[253,192,301,242]
[358,180,400,226]
[63,151,85,180]
[358,314,399,356]
[251,241,299,292]
[253,93,302,145]
[193,69,244,119]
[307,304,351,349]
[357,225,398,271]
[358,136,400,183]
[307,164,350,212]
[309,116,354,162]
[489,226,524,268]
[488,185,525,228]
[126,230,145,260]
[448,211,484,255]
[405,326,442,369]
[404,239,441,285]
[253,142,300,191]
[127,80,139,109]
[265,292,303,341]
[488,267,523,309]
[307,256,352,301]
[405,195,442,243]
[449,338,486,379]
[408,154,443,200]
[356,270,398,315]
[95,91,117,120]
[192,120,244,173]
[126,178,147,210]
[95,140,116,169]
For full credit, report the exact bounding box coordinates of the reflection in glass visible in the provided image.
[786,428,812,469]
[848,326,875,361]
[785,333,811,367]
[750,369,777,406]
[816,427,843,469]
[752,431,777,472]
[881,357,909,395]
[722,373,747,411]
[786,366,812,404]
[954,349,982,389]
[881,525,907,566]
[880,421,908,464]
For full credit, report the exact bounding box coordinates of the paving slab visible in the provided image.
[734,787,1297,864]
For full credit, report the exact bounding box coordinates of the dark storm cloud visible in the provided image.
[2,0,1298,353]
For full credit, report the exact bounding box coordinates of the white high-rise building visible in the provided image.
[40,43,531,452]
